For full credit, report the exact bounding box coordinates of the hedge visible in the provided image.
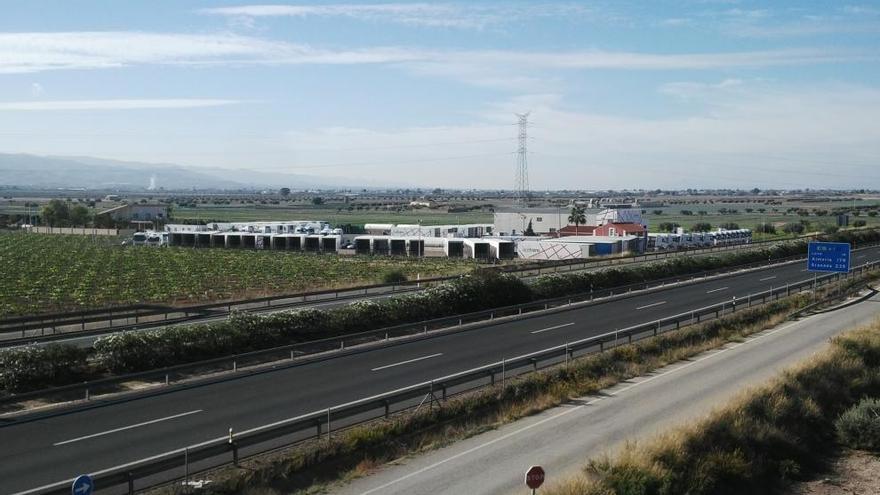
[4,228,879,392]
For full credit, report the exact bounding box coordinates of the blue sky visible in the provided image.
[0,1,879,189]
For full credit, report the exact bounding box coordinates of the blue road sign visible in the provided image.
[71,475,93,495]
[807,241,851,273]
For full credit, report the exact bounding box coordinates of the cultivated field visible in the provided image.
[0,233,474,317]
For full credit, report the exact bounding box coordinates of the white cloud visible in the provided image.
[0,99,240,111]
[659,78,745,99]
[276,83,880,188]
[200,3,601,30]
[0,31,868,79]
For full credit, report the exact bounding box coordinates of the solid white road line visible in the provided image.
[706,287,729,294]
[759,275,777,281]
[531,322,575,334]
[358,319,803,495]
[371,353,443,372]
[636,301,666,310]
[54,410,203,446]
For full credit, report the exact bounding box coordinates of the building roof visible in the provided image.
[558,225,597,236]
[597,222,647,234]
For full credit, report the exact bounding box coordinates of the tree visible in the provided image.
[41,199,70,227]
[524,220,536,236]
[680,210,693,216]
[279,187,291,197]
[823,225,839,235]
[868,211,878,217]
[311,197,324,205]
[719,222,740,230]
[68,205,91,226]
[652,209,663,215]
[657,222,675,232]
[755,222,776,234]
[853,219,867,228]
[693,222,712,232]
[568,206,586,235]
[782,222,805,234]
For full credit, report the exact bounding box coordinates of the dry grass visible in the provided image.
[544,321,880,495]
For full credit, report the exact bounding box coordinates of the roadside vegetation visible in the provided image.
[541,322,880,495]
[0,232,472,317]
[2,228,878,394]
[148,288,819,494]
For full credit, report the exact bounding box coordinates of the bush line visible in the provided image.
[2,229,878,394]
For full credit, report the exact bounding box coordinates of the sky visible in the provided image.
[0,0,879,190]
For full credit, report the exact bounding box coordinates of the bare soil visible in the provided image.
[788,450,880,495]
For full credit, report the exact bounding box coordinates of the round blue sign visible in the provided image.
[71,475,94,495]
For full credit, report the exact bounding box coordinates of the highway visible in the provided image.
[5,245,880,494]
[332,290,880,495]
[2,239,780,348]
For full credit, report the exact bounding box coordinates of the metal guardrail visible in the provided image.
[1,232,818,338]
[2,241,836,348]
[0,251,825,406]
[13,260,880,495]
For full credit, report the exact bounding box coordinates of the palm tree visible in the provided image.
[568,206,586,236]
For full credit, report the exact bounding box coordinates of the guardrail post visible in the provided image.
[165,374,169,385]
[458,319,462,326]
[423,325,427,334]
[384,400,390,418]
[128,472,135,495]
[326,408,332,441]
[233,360,237,372]
[490,370,495,386]
[85,387,89,401]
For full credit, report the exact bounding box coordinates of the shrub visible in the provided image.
[783,223,805,234]
[754,222,776,234]
[836,397,880,450]
[853,220,867,228]
[381,270,408,284]
[0,344,90,393]
[719,222,740,230]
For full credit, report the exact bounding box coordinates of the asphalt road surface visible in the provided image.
[5,245,880,494]
[332,291,880,495]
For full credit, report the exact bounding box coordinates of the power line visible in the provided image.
[515,112,530,204]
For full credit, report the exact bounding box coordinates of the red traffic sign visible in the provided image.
[525,465,545,489]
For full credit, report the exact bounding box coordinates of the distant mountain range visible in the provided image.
[0,153,397,190]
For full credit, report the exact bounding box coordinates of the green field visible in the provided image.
[641,199,880,241]
[0,233,475,317]
[171,205,493,226]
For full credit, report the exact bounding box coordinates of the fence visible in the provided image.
[0,235,830,345]
[13,259,880,495]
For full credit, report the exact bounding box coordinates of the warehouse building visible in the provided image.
[493,207,646,236]
[96,203,169,222]
[515,235,642,261]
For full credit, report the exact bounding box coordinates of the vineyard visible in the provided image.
[0,233,473,317]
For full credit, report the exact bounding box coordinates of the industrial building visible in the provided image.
[493,207,647,236]
[96,203,169,222]
[363,223,493,238]
[515,235,642,261]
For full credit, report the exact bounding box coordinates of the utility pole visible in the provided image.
[515,112,530,205]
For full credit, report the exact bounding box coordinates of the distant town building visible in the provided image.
[96,203,168,222]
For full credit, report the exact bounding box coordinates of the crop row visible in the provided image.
[0,233,471,317]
